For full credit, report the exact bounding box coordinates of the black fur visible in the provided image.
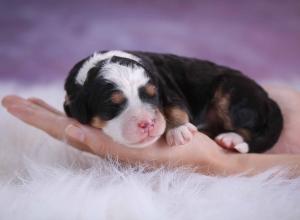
[64,51,283,153]
[64,58,129,123]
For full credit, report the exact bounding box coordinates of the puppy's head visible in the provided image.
[64,51,166,148]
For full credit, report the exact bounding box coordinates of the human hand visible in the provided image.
[1,95,230,175]
[3,85,300,176]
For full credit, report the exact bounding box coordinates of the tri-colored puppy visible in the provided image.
[64,50,283,153]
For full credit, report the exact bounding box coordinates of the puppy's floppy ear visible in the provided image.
[64,90,90,124]
[63,57,90,124]
[63,95,72,117]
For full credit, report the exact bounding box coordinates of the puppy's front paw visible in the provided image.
[215,132,249,153]
[166,123,197,146]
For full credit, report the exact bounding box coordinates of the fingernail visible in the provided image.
[65,125,85,142]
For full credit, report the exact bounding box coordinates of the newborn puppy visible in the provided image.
[64,50,283,153]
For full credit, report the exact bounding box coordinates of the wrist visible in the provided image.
[212,151,247,176]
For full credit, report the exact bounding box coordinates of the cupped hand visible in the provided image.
[2,85,300,176]
[2,95,230,175]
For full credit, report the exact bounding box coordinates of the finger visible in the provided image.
[64,124,150,161]
[3,95,73,140]
[65,124,114,156]
[27,97,65,116]
[63,124,93,153]
[3,95,64,117]
[3,95,143,160]
[2,95,32,109]
[9,104,70,140]
[65,124,86,143]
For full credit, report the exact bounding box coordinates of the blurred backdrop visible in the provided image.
[1,0,300,84]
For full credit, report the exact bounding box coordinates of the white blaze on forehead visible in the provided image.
[101,63,149,107]
[75,50,140,85]
[101,62,153,146]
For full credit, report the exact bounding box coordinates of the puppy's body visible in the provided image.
[64,50,283,153]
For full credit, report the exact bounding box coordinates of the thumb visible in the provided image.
[65,124,86,143]
[64,124,114,155]
[64,124,147,162]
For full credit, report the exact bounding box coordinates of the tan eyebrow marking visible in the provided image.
[144,83,156,96]
[111,91,125,104]
[164,106,189,127]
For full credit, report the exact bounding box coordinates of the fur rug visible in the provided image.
[0,82,300,220]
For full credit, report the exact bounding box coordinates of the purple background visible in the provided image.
[1,0,300,84]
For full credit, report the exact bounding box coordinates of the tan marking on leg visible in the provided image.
[91,116,106,129]
[213,88,233,130]
[164,106,189,127]
[236,128,251,142]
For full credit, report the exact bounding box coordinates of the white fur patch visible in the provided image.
[101,62,149,107]
[102,104,158,147]
[76,50,152,146]
[75,50,140,85]
[101,62,152,145]
[166,123,197,146]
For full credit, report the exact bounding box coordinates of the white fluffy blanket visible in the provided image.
[1,83,300,220]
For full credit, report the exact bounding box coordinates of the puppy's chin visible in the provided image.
[123,135,161,149]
